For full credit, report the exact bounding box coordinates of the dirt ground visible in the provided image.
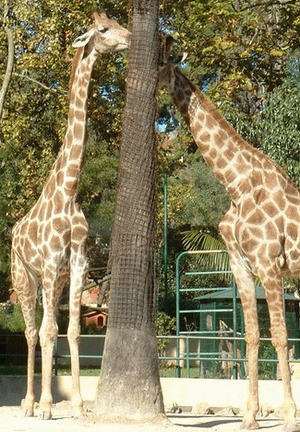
[0,402,295,432]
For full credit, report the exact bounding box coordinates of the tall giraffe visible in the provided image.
[11,12,130,420]
[159,37,300,431]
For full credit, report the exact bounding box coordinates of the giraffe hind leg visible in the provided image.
[12,253,38,417]
[38,269,67,420]
[262,272,299,432]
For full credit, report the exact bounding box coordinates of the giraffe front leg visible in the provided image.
[226,262,260,427]
[219,217,260,429]
[230,268,260,429]
[67,246,88,417]
[38,272,62,420]
[242,340,260,430]
[239,289,260,430]
[38,318,57,420]
[67,321,85,418]
[23,326,38,417]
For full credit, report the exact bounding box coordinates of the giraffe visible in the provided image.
[159,36,300,431]
[11,11,130,420]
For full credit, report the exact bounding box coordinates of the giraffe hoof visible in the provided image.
[282,422,300,432]
[241,419,260,430]
[38,408,52,420]
[24,408,34,417]
[72,405,86,418]
[22,397,35,417]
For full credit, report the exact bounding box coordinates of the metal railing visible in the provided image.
[174,249,300,379]
[1,333,300,379]
[51,333,300,379]
[175,250,240,378]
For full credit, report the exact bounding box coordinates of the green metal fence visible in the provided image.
[52,333,297,379]
[175,250,239,378]
[175,249,300,380]
[1,247,299,379]
[1,333,300,379]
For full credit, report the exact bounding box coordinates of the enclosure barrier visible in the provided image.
[175,250,300,379]
[176,250,239,378]
[2,333,300,380]
[1,250,299,379]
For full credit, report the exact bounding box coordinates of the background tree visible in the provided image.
[1,0,300,302]
[0,0,14,119]
[250,56,300,187]
[94,0,165,419]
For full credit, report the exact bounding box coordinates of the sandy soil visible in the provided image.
[0,401,294,432]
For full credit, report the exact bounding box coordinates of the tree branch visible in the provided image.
[13,73,67,94]
[0,0,15,122]
[232,0,295,12]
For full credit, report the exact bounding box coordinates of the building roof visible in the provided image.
[197,286,298,302]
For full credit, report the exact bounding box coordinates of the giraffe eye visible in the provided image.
[98,27,109,34]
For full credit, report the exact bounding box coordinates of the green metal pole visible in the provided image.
[213,301,217,377]
[175,252,186,378]
[175,252,180,378]
[232,281,238,379]
[186,335,190,378]
[240,306,246,378]
[54,338,58,376]
[163,173,168,302]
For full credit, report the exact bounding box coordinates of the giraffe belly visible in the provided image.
[283,251,300,277]
[13,240,42,276]
[283,224,300,276]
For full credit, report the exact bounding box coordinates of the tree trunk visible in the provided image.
[93,0,164,420]
[0,0,14,122]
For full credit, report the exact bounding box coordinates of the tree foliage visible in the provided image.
[251,63,300,186]
[1,0,300,299]
[161,0,300,101]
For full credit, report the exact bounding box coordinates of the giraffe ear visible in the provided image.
[159,36,174,67]
[163,36,187,65]
[72,28,95,48]
[93,10,108,22]
[165,36,175,60]
[173,51,188,65]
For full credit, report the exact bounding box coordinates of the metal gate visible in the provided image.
[175,250,243,379]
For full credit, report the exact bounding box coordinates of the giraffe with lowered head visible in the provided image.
[159,36,300,431]
[11,12,130,420]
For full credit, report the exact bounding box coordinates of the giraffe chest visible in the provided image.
[229,191,300,276]
[13,213,72,274]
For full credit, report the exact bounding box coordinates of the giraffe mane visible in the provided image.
[173,65,294,186]
[68,47,84,97]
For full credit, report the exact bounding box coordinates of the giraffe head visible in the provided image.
[158,36,186,90]
[72,11,131,54]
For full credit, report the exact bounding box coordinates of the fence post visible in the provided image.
[186,335,190,378]
[163,173,168,303]
[175,253,185,378]
[232,280,238,379]
[54,338,58,376]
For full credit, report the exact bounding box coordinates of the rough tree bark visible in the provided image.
[0,0,14,122]
[93,0,165,420]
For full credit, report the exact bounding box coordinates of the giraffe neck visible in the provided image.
[168,66,274,201]
[43,48,97,200]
